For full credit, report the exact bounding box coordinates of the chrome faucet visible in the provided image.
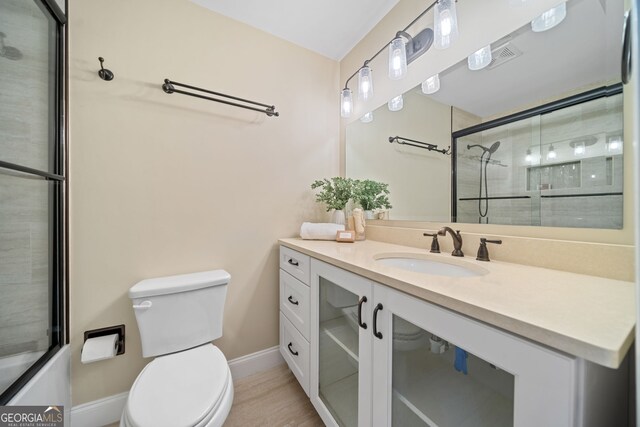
[438,227,464,257]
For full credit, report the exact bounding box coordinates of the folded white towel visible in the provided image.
[300,222,345,240]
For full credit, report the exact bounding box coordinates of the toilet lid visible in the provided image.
[127,344,229,427]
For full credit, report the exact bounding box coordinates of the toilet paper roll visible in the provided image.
[81,334,119,364]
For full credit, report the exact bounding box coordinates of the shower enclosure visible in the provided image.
[0,0,66,404]
[452,85,623,228]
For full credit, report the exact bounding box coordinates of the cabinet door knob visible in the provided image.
[357,296,368,329]
[373,303,383,339]
[287,342,299,356]
[288,295,299,305]
[287,258,299,267]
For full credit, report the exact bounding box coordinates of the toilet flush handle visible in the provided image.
[132,301,153,310]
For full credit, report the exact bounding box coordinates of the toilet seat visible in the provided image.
[122,344,233,427]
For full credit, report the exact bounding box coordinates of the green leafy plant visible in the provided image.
[354,179,392,211]
[311,177,355,211]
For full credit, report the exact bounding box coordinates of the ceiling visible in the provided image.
[190,0,399,60]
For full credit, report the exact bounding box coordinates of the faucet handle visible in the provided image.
[423,233,441,253]
[477,238,502,262]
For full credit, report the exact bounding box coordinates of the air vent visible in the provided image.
[487,42,522,70]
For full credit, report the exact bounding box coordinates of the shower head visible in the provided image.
[0,32,23,61]
[489,141,500,154]
[467,141,501,154]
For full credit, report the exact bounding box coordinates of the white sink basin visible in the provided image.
[374,253,488,277]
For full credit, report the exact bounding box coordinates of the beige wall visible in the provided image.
[69,0,339,405]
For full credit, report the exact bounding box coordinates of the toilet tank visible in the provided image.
[129,270,230,358]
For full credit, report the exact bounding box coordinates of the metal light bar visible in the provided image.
[162,79,279,117]
[389,136,449,154]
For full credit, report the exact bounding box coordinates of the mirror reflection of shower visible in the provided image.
[0,32,23,61]
[467,141,500,223]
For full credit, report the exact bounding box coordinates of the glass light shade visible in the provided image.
[525,149,532,163]
[468,45,492,71]
[358,66,373,101]
[547,144,557,160]
[573,142,585,156]
[421,74,440,94]
[340,88,353,118]
[360,111,373,123]
[434,0,459,49]
[388,37,407,80]
[531,3,567,32]
[388,95,403,112]
[607,137,622,152]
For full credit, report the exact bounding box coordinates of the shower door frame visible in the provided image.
[450,84,623,223]
[0,0,67,405]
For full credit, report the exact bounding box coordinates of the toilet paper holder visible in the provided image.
[84,324,126,356]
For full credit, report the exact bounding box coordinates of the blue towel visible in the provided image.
[454,347,468,375]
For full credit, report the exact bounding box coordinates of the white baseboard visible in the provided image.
[70,346,284,427]
[228,345,284,380]
[70,391,128,427]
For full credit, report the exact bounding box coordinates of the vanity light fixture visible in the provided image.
[421,73,441,94]
[388,95,404,112]
[525,149,533,163]
[531,2,567,33]
[569,136,596,156]
[339,0,453,118]
[468,45,492,70]
[360,111,374,123]
[573,141,585,156]
[358,64,374,100]
[546,144,557,160]
[607,136,622,152]
[341,88,353,118]
[434,0,459,49]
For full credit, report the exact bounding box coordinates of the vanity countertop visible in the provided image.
[279,237,635,369]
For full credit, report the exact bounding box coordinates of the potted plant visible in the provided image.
[354,179,392,219]
[311,177,355,225]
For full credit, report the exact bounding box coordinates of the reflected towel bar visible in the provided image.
[389,136,449,155]
[162,79,279,117]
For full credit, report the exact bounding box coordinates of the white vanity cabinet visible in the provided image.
[303,257,629,427]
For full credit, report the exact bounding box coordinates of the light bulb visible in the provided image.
[547,144,557,160]
[525,149,532,163]
[434,0,459,50]
[388,37,407,80]
[607,137,622,152]
[468,45,492,71]
[340,88,352,118]
[360,112,373,123]
[573,142,585,156]
[388,95,403,112]
[358,65,373,101]
[421,74,440,94]
[531,2,567,32]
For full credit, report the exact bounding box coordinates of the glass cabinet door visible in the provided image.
[311,260,372,427]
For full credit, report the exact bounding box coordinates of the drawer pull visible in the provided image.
[288,295,299,305]
[373,303,383,339]
[287,258,299,267]
[287,342,299,356]
[357,296,367,329]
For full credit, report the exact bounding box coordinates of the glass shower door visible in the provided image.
[0,0,65,403]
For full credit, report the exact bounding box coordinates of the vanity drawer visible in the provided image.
[280,312,309,396]
[280,246,310,284]
[280,270,310,340]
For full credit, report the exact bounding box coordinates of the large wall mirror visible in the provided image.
[346,0,625,229]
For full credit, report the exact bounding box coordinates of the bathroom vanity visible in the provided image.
[278,239,633,427]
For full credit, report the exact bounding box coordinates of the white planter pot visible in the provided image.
[331,209,346,226]
[364,210,375,220]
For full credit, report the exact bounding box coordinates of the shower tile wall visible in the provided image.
[456,94,623,229]
[0,0,53,358]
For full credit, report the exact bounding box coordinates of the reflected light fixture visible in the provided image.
[573,141,585,156]
[360,111,374,123]
[358,64,373,101]
[421,73,441,94]
[388,95,404,112]
[546,144,557,160]
[341,88,353,118]
[525,149,533,163]
[468,45,492,70]
[607,136,622,152]
[569,136,596,156]
[434,0,459,49]
[531,2,567,32]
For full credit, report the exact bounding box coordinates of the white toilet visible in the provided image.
[120,270,234,427]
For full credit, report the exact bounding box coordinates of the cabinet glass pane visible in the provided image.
[318,277,360,427]
[0,172,53,395]
[391,315,514,427]
[0,0,58,173]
